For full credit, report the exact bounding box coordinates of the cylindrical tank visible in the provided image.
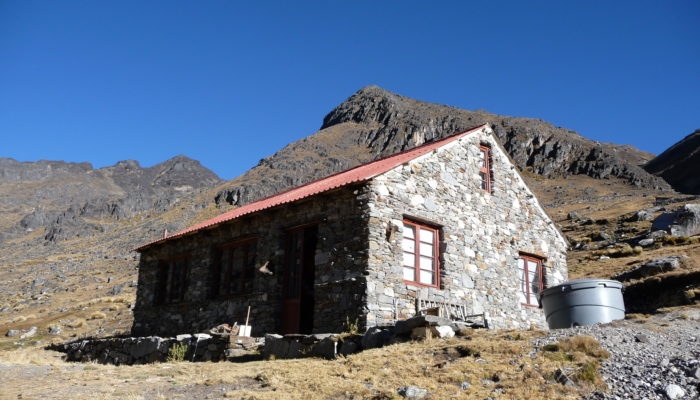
[539,279,625,329]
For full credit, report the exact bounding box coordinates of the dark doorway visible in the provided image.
[282,224,318,334]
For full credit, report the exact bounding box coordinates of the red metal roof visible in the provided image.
[135,124,486,251]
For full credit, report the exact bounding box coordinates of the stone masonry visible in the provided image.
[363,128,568,329]
[133,125,568,336]
[133,186,370,336]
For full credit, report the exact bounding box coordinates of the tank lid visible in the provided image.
[541,278,623,296]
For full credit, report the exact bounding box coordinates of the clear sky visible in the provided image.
[1,1,698,180]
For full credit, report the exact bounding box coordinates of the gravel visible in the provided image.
[533,309,700,399]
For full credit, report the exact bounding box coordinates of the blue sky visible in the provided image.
[1,1,698,180]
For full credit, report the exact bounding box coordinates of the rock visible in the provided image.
[224,348,249,358]
[361,327,393,349]
[176,334,192,342]
[664,383,685,399]
[126,337,165,358]
[614,256,685,281]
[48,326,62,335]
[688,366,700,379]
[6,329,20,337]
[397,386,428,399]
[652,204,700,237]
[192,333,212,340]
[635,334,650,343]
[433,325,455,338]
[567,211,579,220]
[338,340,359,356]
[394,315,452,335]
[629,210,654,222]
[459,381,471,390]
[638,238,655,247]
[20,327,37,339]
[554,368,576,387]
[311,337,338,359]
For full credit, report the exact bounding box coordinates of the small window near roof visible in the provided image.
[479,145,492,192]
[402,220,440,288]
[517,254,545,306]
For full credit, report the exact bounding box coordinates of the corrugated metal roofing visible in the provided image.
[135,124,486,251]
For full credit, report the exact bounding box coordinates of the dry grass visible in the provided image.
[0,330,598,400]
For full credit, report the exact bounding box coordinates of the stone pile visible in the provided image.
[534,310,700,400]
[263,315,482,360]
[55,332,263,365]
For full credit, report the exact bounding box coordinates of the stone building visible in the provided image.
[133,124,568,337]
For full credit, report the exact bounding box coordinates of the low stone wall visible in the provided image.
[264,315,482,360]
[54,333,264,365]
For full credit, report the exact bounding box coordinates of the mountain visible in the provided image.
[214,86,670,208]
[644,129,700,194]
[0,155,222,244]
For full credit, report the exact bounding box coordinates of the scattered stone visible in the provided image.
[688,367,700,379]
[635,333,650,343]
[629,210,654,222]
[397,386,428,399]
[6,329,20,337]
[637,238,655,247]
[20,327,37,339]
[567,211,579,220]
[459,381,471,390]
[48,326,62,335]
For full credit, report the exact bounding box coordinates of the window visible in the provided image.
[517,254,544,306]
[155,256,189,305]
[401,220,440,287]
[479,145,492,192]
[211,239,257,298]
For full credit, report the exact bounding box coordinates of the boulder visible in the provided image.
[614,256,686,281]
[394,315,452,336]
[664,383,685,399]
[397,386,429,399]
[652,204,700,237]
[361,327,393,349]
[6,329,20,337]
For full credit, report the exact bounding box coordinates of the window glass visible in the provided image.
[402,221,439,287]
[403,267,415,281]
[419,270,434,285]
[420,229,434,243]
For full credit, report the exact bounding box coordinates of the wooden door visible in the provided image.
[282,225,317,334]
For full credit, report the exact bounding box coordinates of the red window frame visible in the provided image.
[212,238,257,298]
[518,254,544,307]
[401,219,440,288]
[479,145,492,193]
[155,254,190,305]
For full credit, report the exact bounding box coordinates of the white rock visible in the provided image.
[664,384,685,399]
[433,325,455,338]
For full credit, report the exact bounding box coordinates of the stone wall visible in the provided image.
[56,333,263,365]
[363,127,568,329]
[133,185,369,337]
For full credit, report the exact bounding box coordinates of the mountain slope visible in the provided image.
[214,86,670,208]
[644,129,700,194]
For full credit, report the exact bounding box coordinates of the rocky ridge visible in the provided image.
[215,86,671,207]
